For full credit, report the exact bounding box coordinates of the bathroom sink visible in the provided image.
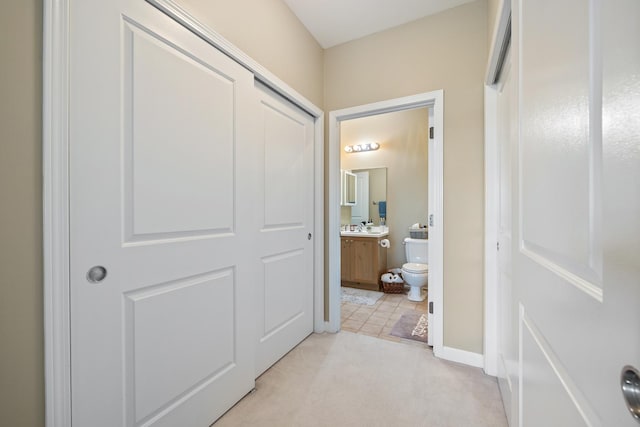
[340,227,388,238]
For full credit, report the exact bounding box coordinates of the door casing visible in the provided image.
[484,0,513,379]
[327,91,461,365]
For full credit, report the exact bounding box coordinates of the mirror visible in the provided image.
[348,167,387,225]
[341,170,357,206]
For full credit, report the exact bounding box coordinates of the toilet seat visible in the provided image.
[402,262,428,274]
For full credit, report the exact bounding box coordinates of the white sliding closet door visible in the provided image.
[69,1,258,425]
[254,83,315,377]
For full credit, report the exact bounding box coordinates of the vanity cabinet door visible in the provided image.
[340,238,353,281]
[351,238,378,284]
[341,236,387,291]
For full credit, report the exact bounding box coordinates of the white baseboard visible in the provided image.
[438,346,485,369]
[313,321,326,334]
[325,320,339,333]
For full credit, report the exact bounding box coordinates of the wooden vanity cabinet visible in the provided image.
[340,236,388,291]
[340,238,353,282]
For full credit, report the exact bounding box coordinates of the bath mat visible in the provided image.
[341,287,384,306]
[390,311,428,343]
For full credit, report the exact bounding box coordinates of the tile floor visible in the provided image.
[341,287,429,346]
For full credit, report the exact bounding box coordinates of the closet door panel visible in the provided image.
[69,2,257,425]
[254,83,315,377]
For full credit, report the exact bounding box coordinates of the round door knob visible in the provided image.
[621,365,640,423]
[87,266,107,283]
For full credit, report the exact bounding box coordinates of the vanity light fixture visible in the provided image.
[344,142,380,153]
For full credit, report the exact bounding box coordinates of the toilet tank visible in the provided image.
[404,237,429,264]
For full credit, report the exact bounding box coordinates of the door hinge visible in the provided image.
[429,214,434,227]
[429,127,434,139]
[497,241,500,251]
[429,301,434,314]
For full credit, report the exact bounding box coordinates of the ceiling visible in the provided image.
[283,0,477,48]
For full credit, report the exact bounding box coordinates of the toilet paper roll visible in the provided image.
[380,238,390,248]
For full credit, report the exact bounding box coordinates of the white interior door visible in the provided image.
[427,118,437,347]
[70,1,258,425]
[350,171,369,224]
[512,0,640,424]
[495,48,517,426]
[254,83,315,376]
[425,108,435,347]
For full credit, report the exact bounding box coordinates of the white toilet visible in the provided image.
[402,237,429,301]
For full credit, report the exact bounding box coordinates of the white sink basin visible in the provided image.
[340,227,389,238]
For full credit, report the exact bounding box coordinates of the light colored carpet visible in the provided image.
[341,287,384,306]
[214,332,507,426]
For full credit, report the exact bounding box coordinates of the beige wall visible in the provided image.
[325,0,488,353]
[487,0,501,47]
[176,0,324,107]
[340,108,429,268]
[0,2,44,426]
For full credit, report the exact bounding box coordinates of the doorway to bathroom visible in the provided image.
[338,108,430,346]
[328,91,444,357]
